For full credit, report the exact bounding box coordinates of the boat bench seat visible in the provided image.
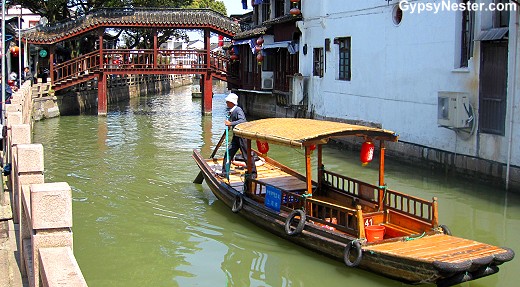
[383,223,418,238]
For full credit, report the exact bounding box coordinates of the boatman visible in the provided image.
[221,93,257,178]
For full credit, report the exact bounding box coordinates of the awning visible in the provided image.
[475,27,508,41]
[262,41,299,54]
[233,39,256,53]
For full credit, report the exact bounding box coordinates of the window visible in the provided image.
[494,0,510,27]
[262,52,274,72]
[313,48,324,77]
[261,2,270,22]
[337,37,351,81]
[275,0,285,18]
[460,1,474,68]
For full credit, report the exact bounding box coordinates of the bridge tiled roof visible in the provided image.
[22,8,241,44]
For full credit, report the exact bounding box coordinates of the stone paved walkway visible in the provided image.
[1,179,27,287]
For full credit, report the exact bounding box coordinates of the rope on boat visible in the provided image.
[404,232,426,241]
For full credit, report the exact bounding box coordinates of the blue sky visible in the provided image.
[220,0,252,16]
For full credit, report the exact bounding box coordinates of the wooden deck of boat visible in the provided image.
[207,158,308,193]
[364,233,505,263]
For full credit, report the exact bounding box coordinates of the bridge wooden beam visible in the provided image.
[98,29,104,69]
[49,45,55,83]
[153,29,158,69]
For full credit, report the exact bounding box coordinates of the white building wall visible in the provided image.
[299,0,520,168]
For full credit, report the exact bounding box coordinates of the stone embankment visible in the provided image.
[33,74,193,120]
[0,80,87,287]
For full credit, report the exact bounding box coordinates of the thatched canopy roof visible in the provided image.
[234,118,398,148]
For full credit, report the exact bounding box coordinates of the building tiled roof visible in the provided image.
[233,14,302,40]
[22,8,241,44]
[233,26,268,40]
[263,14,302,26]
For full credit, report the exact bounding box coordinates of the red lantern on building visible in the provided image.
[255,45,262,53]
[218,35,224,47]
[256,37,264,46]
[256,140,269,154]
[360,140,375,166]
[256,53,264,65]
[290,7,301,16]
[10,46,19,57]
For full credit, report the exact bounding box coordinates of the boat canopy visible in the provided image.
[234,118,398,148]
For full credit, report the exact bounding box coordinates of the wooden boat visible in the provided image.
[192,118,514,286]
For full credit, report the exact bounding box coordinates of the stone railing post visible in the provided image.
[29,182,73,287]
[9,124,32,224]
[16,144,45,278]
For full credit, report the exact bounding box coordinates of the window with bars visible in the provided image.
[313,48,324,77]
[337,37,352,81]
[261,2,270,22]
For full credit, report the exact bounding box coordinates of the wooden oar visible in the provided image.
[193,130,227,184]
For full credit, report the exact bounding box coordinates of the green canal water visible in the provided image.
[33,86,519,287]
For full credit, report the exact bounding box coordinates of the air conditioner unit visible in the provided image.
[261,71,273,90]
[437,92,471,128]
[290,74,308,105]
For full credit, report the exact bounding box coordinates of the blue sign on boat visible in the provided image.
[265,185,281,212]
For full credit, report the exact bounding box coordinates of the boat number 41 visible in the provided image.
[364,218,373,227]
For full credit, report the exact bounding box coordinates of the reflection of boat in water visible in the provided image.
[191,84,202,98]
[193,118,515,287]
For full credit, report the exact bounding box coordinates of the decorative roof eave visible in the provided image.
[233,14,301,41]
[21,8,241,44]
[233,26,268,40]
[263,14,302,26]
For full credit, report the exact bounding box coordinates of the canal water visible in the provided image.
[33,86,519,287]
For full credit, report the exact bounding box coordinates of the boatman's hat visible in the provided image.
[225,93,238,105]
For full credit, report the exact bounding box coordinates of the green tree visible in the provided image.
[187,0,226,15]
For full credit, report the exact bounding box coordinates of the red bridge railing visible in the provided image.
[52,49,231,90]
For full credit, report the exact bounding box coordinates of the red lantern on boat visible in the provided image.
[360,140,375,166]
[230,54,239,61]
[256,53,264,65]
[256,37,264,46]
[290,0,301,3]
[256,140,269,154]
[309,144,316,151]
[255,45,262,53]
[10,46,19,57]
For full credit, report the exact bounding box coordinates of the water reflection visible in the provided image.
[31,85,518,287]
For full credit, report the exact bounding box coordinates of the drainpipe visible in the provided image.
[2,1,6,128]
[506,10,519,190]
